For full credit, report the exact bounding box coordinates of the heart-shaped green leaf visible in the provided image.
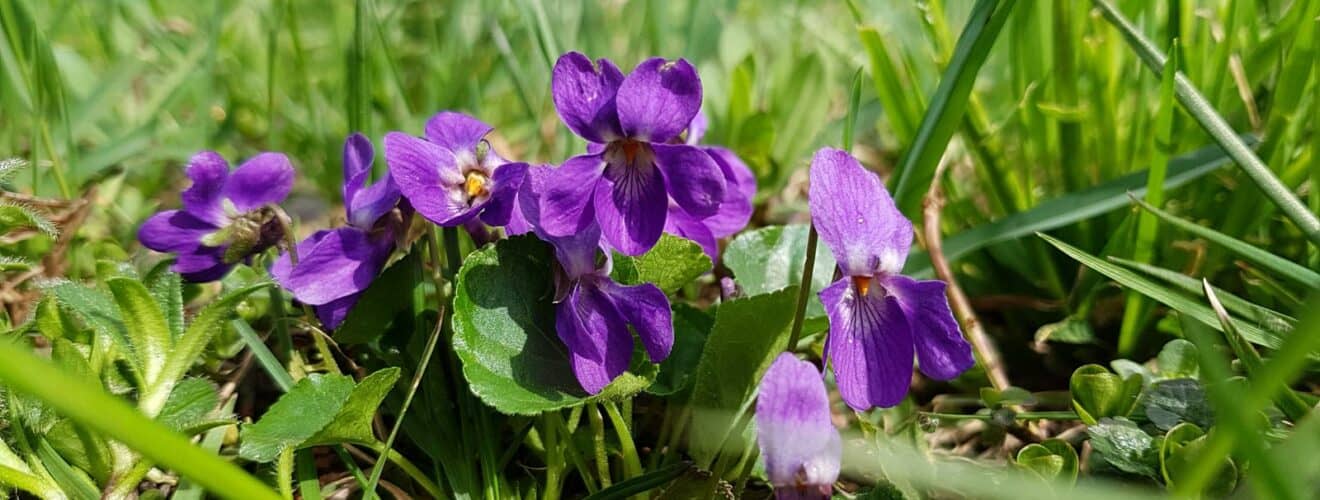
[612,234,712,294]
[1087,417,1159,478]
[1070,364,1142,425]
[724,225,836,319]
[1156,339,1199,379]
[1016,438,1079,484]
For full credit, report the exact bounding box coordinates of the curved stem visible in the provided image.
[601,402,641,480]
[588,404,611,488]
[277,447,295,500]
[784,226,819,351]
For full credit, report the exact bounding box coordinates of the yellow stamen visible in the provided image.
[852,275,872,297]
[464,172,489,199]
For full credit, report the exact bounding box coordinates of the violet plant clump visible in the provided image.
[271,133,406,328]
[138,151,295,282]
[809,147,975,411]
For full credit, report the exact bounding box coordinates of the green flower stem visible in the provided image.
[731,446,760,498]
[551,410,598,494]
[442,226,462,279]
[601,402,642,481]
[361,317,444,500]
[784,226,819,351]
[0,339,280,500]
[277,447,295,500]
[296,450,323,500]
[588,404,612,488]
[539,413,564,500]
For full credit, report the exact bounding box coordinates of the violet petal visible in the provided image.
[652,143,725,219]
[599,280,673,362]
[279,227,390,306]
[477,162,529,227]
[551,52,625,143]
[384,132,476,226]
[424,111,494,153]
[538,154,606,238]
[884,275,974,381]
[180,151,230,226]
[756,353,841,498]
[664,206,718,261]
[700,147,755,237]
[594,158,668,256]
[138,210,217,253]
[342,132,374,208]
[820,277,914,410]
[223,152,295,212]
[556,284,633,395]
[616,58,702,143]
[808,148,912,276]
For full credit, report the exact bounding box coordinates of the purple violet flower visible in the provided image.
[665,108,756,259]
[756,353,841,499]
[385,111,528,228]
[538,52,727,256]
[271,134,404,328]
[809,148,974,411]
[519,165,674,394]
[138,151,294,282]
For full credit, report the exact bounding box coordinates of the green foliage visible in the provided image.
[240,369,401,462]
[1087,417,1160,479]
[724,225,836,318]
[612,234,712,295]
[648,304,712,396]
[686,286,799,467]
[1015,439,1078,484]
[334,252,421,344]
[1143,379,1213,431]
[1069,364,1142,425]
[452,236,655,415]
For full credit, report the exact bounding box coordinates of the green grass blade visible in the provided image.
[581,461,690,500]
[1130,197,1320,290]
[1202,283,1309,421]
[1038,233,1286,351]
[0,339,280,500]
[890,0,1017,216]
[1110,257,1295,331]
[1118,38,1180,355]
[1176,311,1299,499]
[904,141,1241,277]
[1091,0,1320,247]
[1176,292,1320,497]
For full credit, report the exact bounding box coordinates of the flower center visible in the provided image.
[605,139,653,171]
[464,171,490,201]
[852,275,873,297]
[202,205,286,264]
